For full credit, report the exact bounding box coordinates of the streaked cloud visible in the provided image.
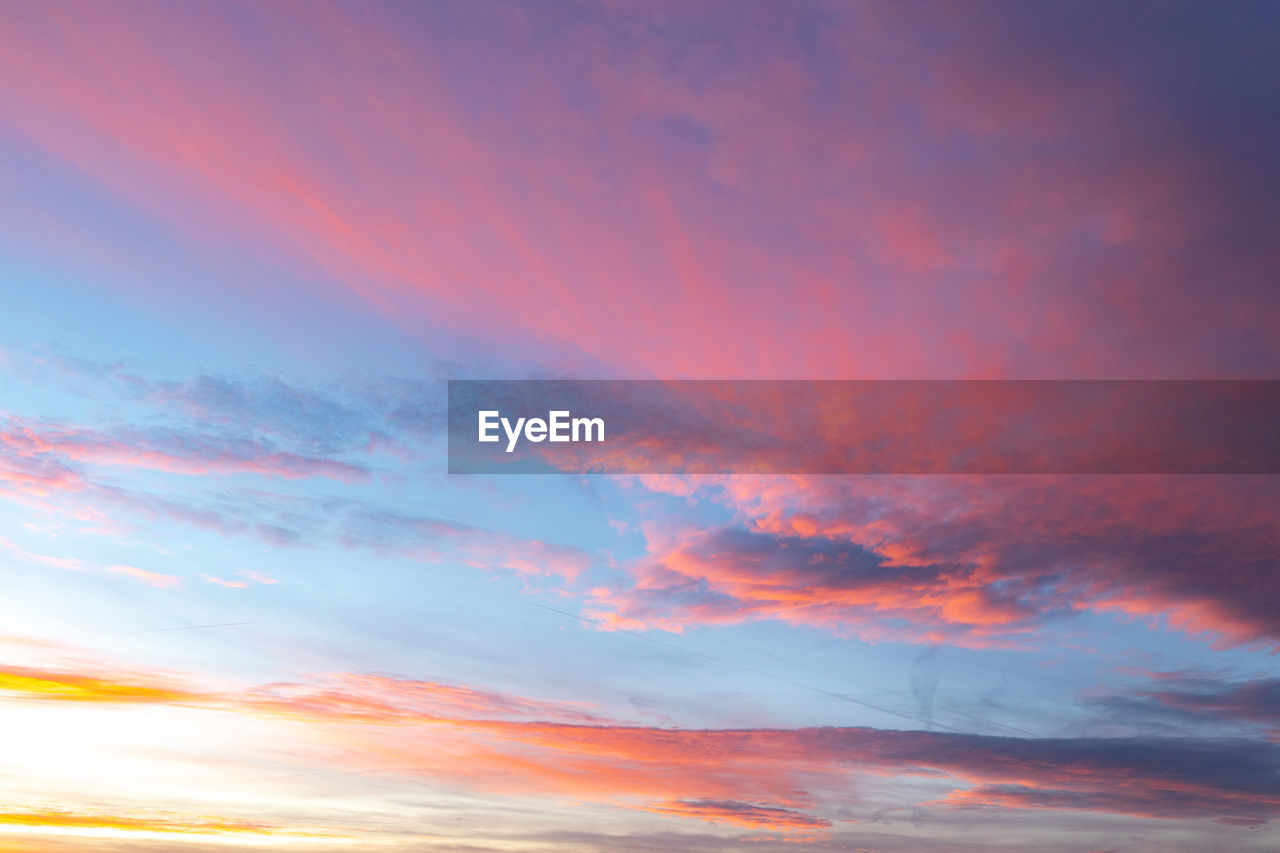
[3,655,1277,833]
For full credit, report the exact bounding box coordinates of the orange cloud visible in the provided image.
[0,809,278,835]
[0,808,348,845]
[0,666,199,704]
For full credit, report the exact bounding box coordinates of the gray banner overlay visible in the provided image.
[448,380,1280,474]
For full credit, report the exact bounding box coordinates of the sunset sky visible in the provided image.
[1,1,1279,851]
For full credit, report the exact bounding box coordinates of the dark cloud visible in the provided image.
[1090,675,1280,734]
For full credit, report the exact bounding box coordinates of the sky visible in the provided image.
[0,1,1278,851]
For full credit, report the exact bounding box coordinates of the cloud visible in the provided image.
[0,660,599,725]
[331,508,595,581]
[1140,678,1280,728]
[200,574,247,589]
[0,363,594,588]
[0,412,370,482]
[2,2,1277,380]
[590,476,1280,649]
[642,799,833,831]
[104,564,181,589]
[1089,673,1280,735]
[5,656,1276,831]
[0,3,1275,851]
[241,672,606,726]
[0,537,180,590]
[0,665,199,704]
[587,524,1044,645]
[0,809,341,841]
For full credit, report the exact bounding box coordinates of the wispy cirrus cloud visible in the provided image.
[243,673,606,726]
[0,412,370,482]
[0,536,180,589]
[0,355,594,587]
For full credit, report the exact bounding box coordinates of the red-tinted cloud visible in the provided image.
[591,475,1280,648]
[1,2,1276,379]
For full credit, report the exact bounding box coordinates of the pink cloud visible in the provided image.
[588,475,1280,649]
[0,537,180,590]
[1,3,1274,381]
[200,574,247,589]
[0,413,369,482]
